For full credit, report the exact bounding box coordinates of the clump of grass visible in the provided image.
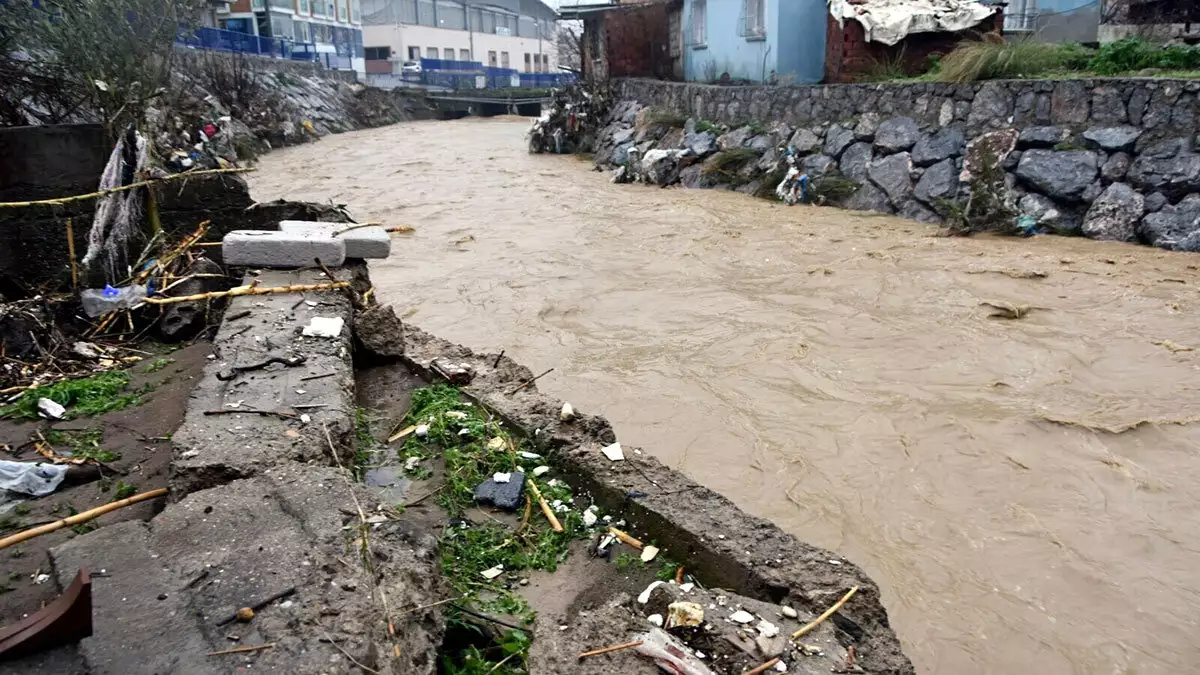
[701,147,759,183]
[695,119,719,134]
[756,166,789,199]
[936,38,1093,83]
[810,175,860,205]
[645,107,688,129]
[1,371,146,420]
[655,559,682,581]
[856,47,911,82]
[745,120,768,135]
[112,481,138,501]
[13,504,30,516]
[1090,37,1200,75]
[42,428,121,462]
[401,385,594,628]
[614,552,644,572]
[143,358,173,373]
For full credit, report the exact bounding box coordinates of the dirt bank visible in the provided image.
[249,117,1200,675]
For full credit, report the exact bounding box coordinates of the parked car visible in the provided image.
[401,60,422,74]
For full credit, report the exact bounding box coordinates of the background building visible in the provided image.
[360,0,559,76]
[218,0,366,74]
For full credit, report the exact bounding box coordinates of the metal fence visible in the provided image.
[176,26,319,62]
[417,58,576,89]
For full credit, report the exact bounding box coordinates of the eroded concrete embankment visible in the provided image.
[27,265,911,674]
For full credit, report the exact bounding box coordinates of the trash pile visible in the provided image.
[527,83,614,155]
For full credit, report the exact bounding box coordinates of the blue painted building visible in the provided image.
[682,0,826,84]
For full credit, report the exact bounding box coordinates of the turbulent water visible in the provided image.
[249,117,1200,675]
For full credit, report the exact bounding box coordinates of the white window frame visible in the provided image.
[691,0,707,48]
[742,0,765,40]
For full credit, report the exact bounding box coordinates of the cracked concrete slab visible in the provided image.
[170,268,357,496]
[51,463,445,674]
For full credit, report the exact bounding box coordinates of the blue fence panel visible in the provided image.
[177,26,317,63]
[420,58,483,72]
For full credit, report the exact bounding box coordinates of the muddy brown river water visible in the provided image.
[249,117,1200,675]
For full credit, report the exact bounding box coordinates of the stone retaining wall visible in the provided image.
[595,77,1200,251]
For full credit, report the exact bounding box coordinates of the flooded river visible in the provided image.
[250,117,1200,675]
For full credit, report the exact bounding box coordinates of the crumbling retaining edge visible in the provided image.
[398,324,915,675]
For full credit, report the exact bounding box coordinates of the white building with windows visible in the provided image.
[360,0,558,76]
[218,0,366,75]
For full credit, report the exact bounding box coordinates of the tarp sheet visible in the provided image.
[828,0,999,46]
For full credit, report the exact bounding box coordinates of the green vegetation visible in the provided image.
[935,38,1093,83]
[0,517,22,534]
[1,371,147,420]
[143,357,173,373]
[701,148,760,184]
[354,407,377,479]
[655,559,682,582]
[400,384,594,654]
[1091,37,1200,75]
[42,428,121,462]
[614,552,644,571]
[112,481,138,501]
[645,107,688,129]
[442,627,531,675]
[809,175,861,205]
[694,119,719,134]
[13,504,30,516]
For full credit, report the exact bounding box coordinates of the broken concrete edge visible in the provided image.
[392,322,915,675]
[37,264,447,674]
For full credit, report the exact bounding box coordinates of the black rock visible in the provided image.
[1017,126,1070,149]
[474,472,526,511]
[874,117,921,153]
[1015,150,1099,202]
[824,125,856,158]
[912,128,966,167]
[1082,126,1142,152]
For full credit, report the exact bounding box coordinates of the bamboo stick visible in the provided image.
[66,218,78,291]
[207,643,275,656]
[527,478,563,533]
[577,640,643,659]
[743,657,781,675]
[0,488,168,550]
[0,168,256,209]
[790,586,859,640]
[143,281,348,305]
[608,527,643,550]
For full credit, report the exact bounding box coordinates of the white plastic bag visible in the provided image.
[0,460,69,497]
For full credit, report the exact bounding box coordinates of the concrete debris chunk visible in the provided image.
[601,442,625,461]
[481,564,504,580]
[641,545,660,562]
[560,402,576,421]
[780,606,799,619]
[756,619,780,638]
[532,465,550,477]
[431,357,474,384]
[279,220,391,259]
[223,229,346,268]
[37,397,66,419]
[474,470,525,510]
[729,609,755,624]
[302,316,345,338]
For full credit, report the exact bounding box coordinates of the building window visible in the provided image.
[460,48,470,61]
[298,0,310,14]
[426,46,438,59]
[483,11,496,33]
[408,45,421,59]
[351,0,360,22]
[252,0,265,9]
[444,47,454,59]
[487,50,497,67]
[498,51,508,68]
[417,0,434,26]
[542,53,549,72]
[437,0,465,30]
[741,0,765,39]
[524,53,531,71]
[691,0,707,47]
[365,46,390,60]
[294,21,311,42]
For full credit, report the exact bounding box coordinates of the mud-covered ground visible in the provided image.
[0,343,210,626]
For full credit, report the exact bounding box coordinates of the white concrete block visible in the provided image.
[279,220,391,259]
[223,229,346,268]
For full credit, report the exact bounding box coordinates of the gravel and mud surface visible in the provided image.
[250,117,1200,675]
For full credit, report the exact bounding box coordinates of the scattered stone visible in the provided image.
[582,509,598,526]
[839,142,873,184]
[481,565,504,580]
[756,619,780,638]
[824,125,856,157]
[874,117,920,153]
[647,613,664,627]
[601,442,625,461]
[1082,180,1104,203]
[1082,126,1142,152]
[640,149,689,186]
[37,398,65,420]
[354,304,405,361]
[492,472,512,484]
[235,607,255,623]
[718,126,755,151]
[1127,141,1200,199]
[1015,150,1099,201]
[802,154,836,177]
[913,158,959,205]
[853,112,881,141]
[1139,194,1200,249]
[1144,192,1168,213]
[684,130,717,157]
[729,609,756,624]
[415,424,429,438]
[641,545,660,562]
[780,606,799,619]
[911,127,966,167]
[867,152,915,206]
[843,181,894,214]
[474,471,525,511]
[788,128,822,154]
[1101,152,1132,183]
[1083,183,1145,241]
[1017,126,1070,149]
[532,465,550,477]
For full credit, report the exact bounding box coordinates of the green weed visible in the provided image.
[645,107,688,129]
[13,504,29,516]
[694,119,719,134]
[0,517,22,534]
[42,428,121,462]
[614,552,644,571]
[1,371,146,420]
[112,481,138,501]
[1091,37,1200,75]
[655,559,682,581]
[143,358,173,373]
[701,148,760,183]
[936,39,1093,83]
